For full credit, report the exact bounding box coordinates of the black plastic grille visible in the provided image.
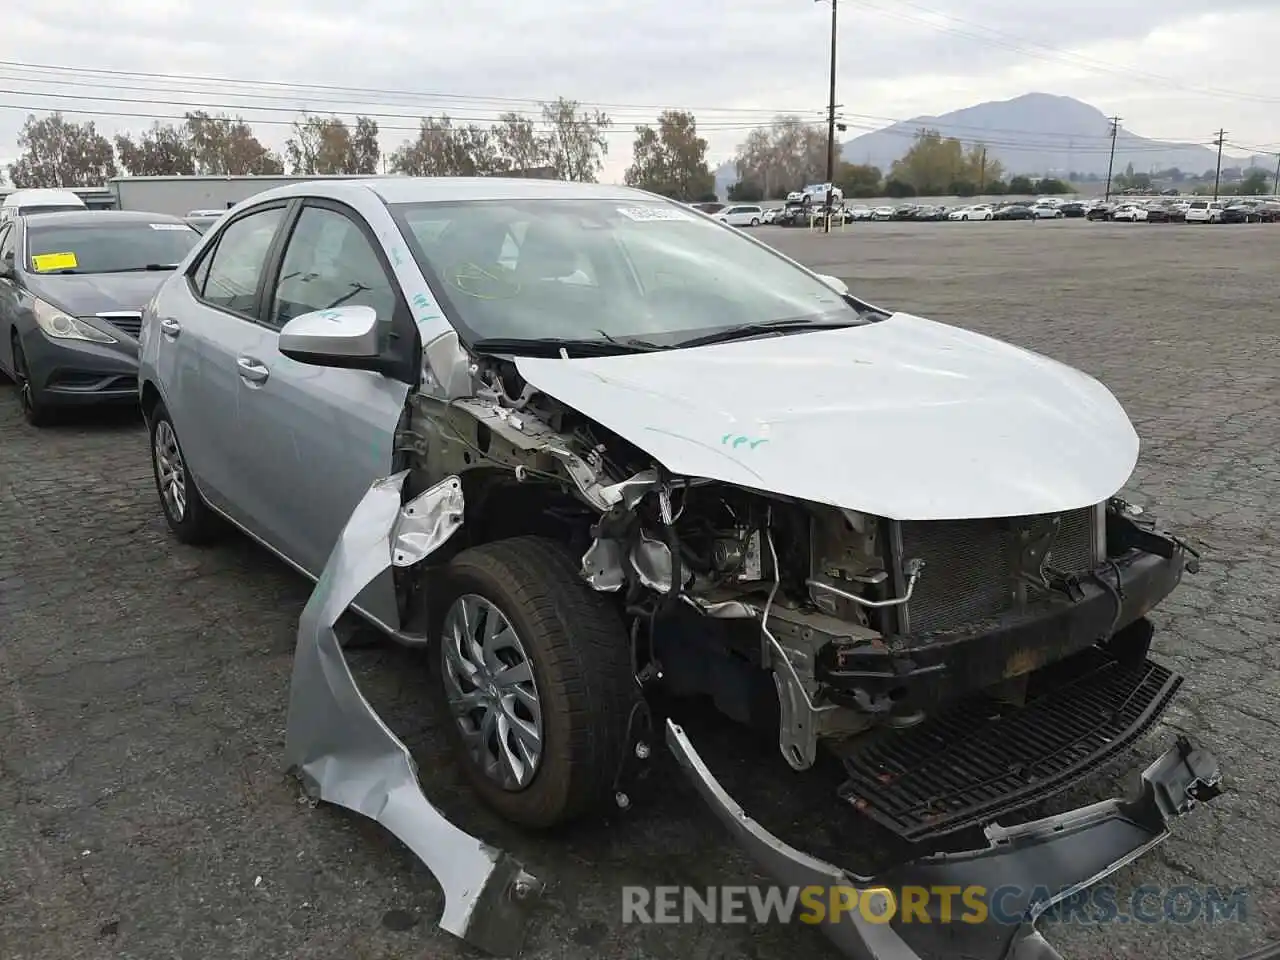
[95,313,142,339]
[899,506,1097,634]
[837,650,1181,841]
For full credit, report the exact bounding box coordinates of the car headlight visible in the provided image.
[33,298,116,343]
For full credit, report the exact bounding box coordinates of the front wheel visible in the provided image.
[149,401,218,544]
[11,333,52,427]
[432,536,640,828]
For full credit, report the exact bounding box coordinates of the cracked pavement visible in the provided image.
[1,218,1277,959]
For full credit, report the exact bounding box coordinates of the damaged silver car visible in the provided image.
[137,177,1221,960]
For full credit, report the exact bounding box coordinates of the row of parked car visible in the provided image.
[1086,197,1280,223]
[697,194,1280,228]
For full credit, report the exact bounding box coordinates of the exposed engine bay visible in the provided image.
[402,347,1202,819]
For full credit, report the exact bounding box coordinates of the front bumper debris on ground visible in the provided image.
[283,472,542,957]
[668,720,1222,960]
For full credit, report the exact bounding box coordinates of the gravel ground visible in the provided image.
[1,218,1277,960]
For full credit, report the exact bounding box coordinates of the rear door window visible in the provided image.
[200,207,287,316]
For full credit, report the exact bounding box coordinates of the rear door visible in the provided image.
[153,202,291,518]
[234,198,417,623]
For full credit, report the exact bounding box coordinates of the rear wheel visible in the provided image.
[149,401,218,544]
[432,536,639,828]
[750,217,760,226]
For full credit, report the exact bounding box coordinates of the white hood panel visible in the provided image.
[511,313,1139,520]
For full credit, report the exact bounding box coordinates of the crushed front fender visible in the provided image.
[667,719,1222,960]
[284,471,542,957]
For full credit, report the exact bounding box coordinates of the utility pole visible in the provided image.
[1103,116,1121,201]
[1273,152,1280,197]
[818,0,838,233]
[1212,129,1226,200]
[979,146,987,193]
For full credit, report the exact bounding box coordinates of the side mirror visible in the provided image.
[817,274,848,296]
[278,304,383,370]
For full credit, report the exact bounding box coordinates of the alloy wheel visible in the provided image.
[441,593,543,790]
[12,340,34,418]
[153,420,188,521]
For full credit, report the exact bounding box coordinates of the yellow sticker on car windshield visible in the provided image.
[31,252,78,271]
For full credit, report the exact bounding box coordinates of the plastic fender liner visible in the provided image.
[284,471,542,956]
[667,720,1222,960]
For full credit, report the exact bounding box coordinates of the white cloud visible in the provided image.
[2,1,1278,184]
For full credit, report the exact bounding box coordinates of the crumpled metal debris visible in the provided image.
[284,471,542,956]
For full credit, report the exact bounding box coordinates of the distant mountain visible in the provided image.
[715,93,1250,196]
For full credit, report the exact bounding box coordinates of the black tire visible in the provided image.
[431,536,639,828]
[750,217,760,226]
[11,333,52,427]
[148,401,218,544]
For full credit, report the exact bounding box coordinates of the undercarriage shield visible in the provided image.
[667,719,1222,960]
[284,471,542,956]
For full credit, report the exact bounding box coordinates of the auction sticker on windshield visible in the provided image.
[31,252,77,271]
[617,206,696,222]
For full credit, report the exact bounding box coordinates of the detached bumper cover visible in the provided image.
[668,720,1222,960]
[283,472,542,956]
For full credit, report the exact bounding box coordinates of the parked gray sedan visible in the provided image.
[0,209,201,424]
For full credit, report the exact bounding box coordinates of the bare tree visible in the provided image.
[285,114,381,174]
[388,116,506,176]
[184,111,284,175]
[492,112,550,173]
[540,98,611,182]
[7,113,117,187]
[732,116,831,199]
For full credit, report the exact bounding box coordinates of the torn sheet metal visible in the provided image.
[285,472,542,957]
[667,720,1221,960]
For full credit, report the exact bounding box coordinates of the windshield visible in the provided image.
[390,198,868,349]
[26,221,200,274]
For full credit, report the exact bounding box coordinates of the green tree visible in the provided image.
[888,130,1003,197]
[727,180,764,201]
[986,179,1007,195]
[114,122,195,176]
[7,113,117,187]
[1035,178,1070,194]
[184,111,283,175]
[1007,175,1035,195]
[624,111,714,201]
[835,162,882,198]
[492,113,551,174]
[1236,169,1269,195]
[884,178,915,198]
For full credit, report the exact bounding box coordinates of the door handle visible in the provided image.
[236,356,270,384]
[159,317,181,338]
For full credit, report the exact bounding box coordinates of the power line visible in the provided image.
[0,60,1238,149]
[0,58,815,117]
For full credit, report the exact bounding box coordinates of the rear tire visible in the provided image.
[750,217,760,226]
[149,401,218,544]
[432,536,639,828]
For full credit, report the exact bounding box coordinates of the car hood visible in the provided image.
[26,271,173,316]
[511,313,1139,521]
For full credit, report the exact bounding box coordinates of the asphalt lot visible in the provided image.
[2,218,1278,960]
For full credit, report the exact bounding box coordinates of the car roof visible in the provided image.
[2,187,86,207]
[242,176,659,208]
[20,209,187,228]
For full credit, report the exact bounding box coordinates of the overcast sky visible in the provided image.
[3,0,1279,182]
